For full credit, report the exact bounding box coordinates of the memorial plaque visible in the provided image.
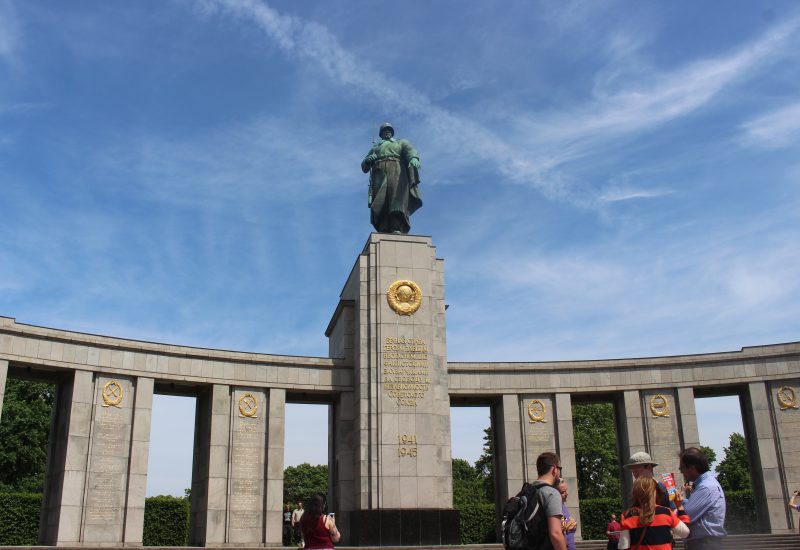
[83,376,134,542]
[227,388,266,544]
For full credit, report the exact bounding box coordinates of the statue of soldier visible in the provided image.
[361,123,422,234]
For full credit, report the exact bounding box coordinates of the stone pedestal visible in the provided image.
[328,233,457,545]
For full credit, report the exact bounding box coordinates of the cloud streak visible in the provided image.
[200,0,800,212]
[739,101,800,150]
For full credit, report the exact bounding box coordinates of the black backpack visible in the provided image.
[502,482,549,550]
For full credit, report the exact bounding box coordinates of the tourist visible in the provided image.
[299,493,341,550]
[606,513,621,550]
[677,447,726,549]
[531,452,567,550]
[292,501,305,547]
[624,452,674,509]
[283,504,293,546]
[618,477,689,549]
[790,490,800,534]
[557,480,578,550]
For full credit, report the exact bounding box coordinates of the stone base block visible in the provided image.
[348,508,459,546]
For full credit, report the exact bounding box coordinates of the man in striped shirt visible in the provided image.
[677,447,726,549]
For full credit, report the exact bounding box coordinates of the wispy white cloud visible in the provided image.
[739,101,800,150]
[197,0,800,212]
[0,0,20,63]
[598,185,674,203]
[444,204,800,361]
[520,16,800,149]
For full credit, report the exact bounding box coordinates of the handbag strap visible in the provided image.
[633,524,649,550]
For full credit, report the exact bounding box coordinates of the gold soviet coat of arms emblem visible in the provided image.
[777,386,798,410]
[238,393,258,418]
[649,394,670,417]
[102,380,123,408]
[387,280,422,316]
[528,400,546,423]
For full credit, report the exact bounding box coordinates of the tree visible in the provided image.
[283,463,328,505]
[716,433,751,492]
[452,458,476,482]
[572,402,620,499]
[452,458,489,509]
[473,427,494,500]
[699,445,717,468]
[0,378,56,493]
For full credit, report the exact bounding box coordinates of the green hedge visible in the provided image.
[0,493,41,545]
[726,490,758,534]
[143,495,190,546]
[579,497,622,540]
[457,501,497,544]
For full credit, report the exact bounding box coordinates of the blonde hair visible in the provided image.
[630,476,658,526]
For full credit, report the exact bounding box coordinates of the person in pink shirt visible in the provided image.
[606,513,621,550]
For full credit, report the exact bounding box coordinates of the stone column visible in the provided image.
[675,387,701,449]
[520,394,555,482]
[494,394,524,505]
[0,360,7,423]
[190,384,232,546]
[332,234,457,545]
[227,387,267,544]
[770,378,800,534]
[39,369,94,545]
[207,384,232,545]
[642,390,681,480]
[554,393,582,541]
[264,388,286,545]
[744,381,791,533]
[81,374,136,544]
[617,390,645,506]
[123,377,154,544]
[332,391,357,544]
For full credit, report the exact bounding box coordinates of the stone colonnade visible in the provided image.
[2,231,800,546]
[0,317,351,546]
[450,347,800,537]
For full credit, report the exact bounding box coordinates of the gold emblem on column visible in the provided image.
[528,400,546,423]
[649,394,670,417]
[102,380,123,408]
[238,393,258,418]
[387,280,422,316]
[777,386,798,410]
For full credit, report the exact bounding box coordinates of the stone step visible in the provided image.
[573,533,800,549]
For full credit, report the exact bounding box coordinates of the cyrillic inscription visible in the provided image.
[382,337,429,406]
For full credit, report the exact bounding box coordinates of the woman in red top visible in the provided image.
[299,493,341,550]
[618,477,689,550]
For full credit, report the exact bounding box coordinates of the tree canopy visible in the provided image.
[283,463,328,505]
[572,402,620,499]
[715,433,750,492]
[0,378,55,493]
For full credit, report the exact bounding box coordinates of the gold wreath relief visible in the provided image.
[238,393,258,418]
[777,386,798,410]
[387,280,422,316]
[102,380,123,408]
[528,400,546,423]
[649,394,670,417]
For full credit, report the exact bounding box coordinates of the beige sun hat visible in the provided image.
[624,451,658,468]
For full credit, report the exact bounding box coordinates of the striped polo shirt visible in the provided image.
[621,505,689,550]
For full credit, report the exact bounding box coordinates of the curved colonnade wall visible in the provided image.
[3,317,800,545]
[1,234,799,546]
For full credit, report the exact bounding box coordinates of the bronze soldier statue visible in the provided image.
[361,123,422,234]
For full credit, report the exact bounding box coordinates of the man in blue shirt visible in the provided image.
[676,447,726,549]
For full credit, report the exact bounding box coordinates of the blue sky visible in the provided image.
[0,1,796,496]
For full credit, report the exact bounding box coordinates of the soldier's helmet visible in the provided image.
[379,122,395,137]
